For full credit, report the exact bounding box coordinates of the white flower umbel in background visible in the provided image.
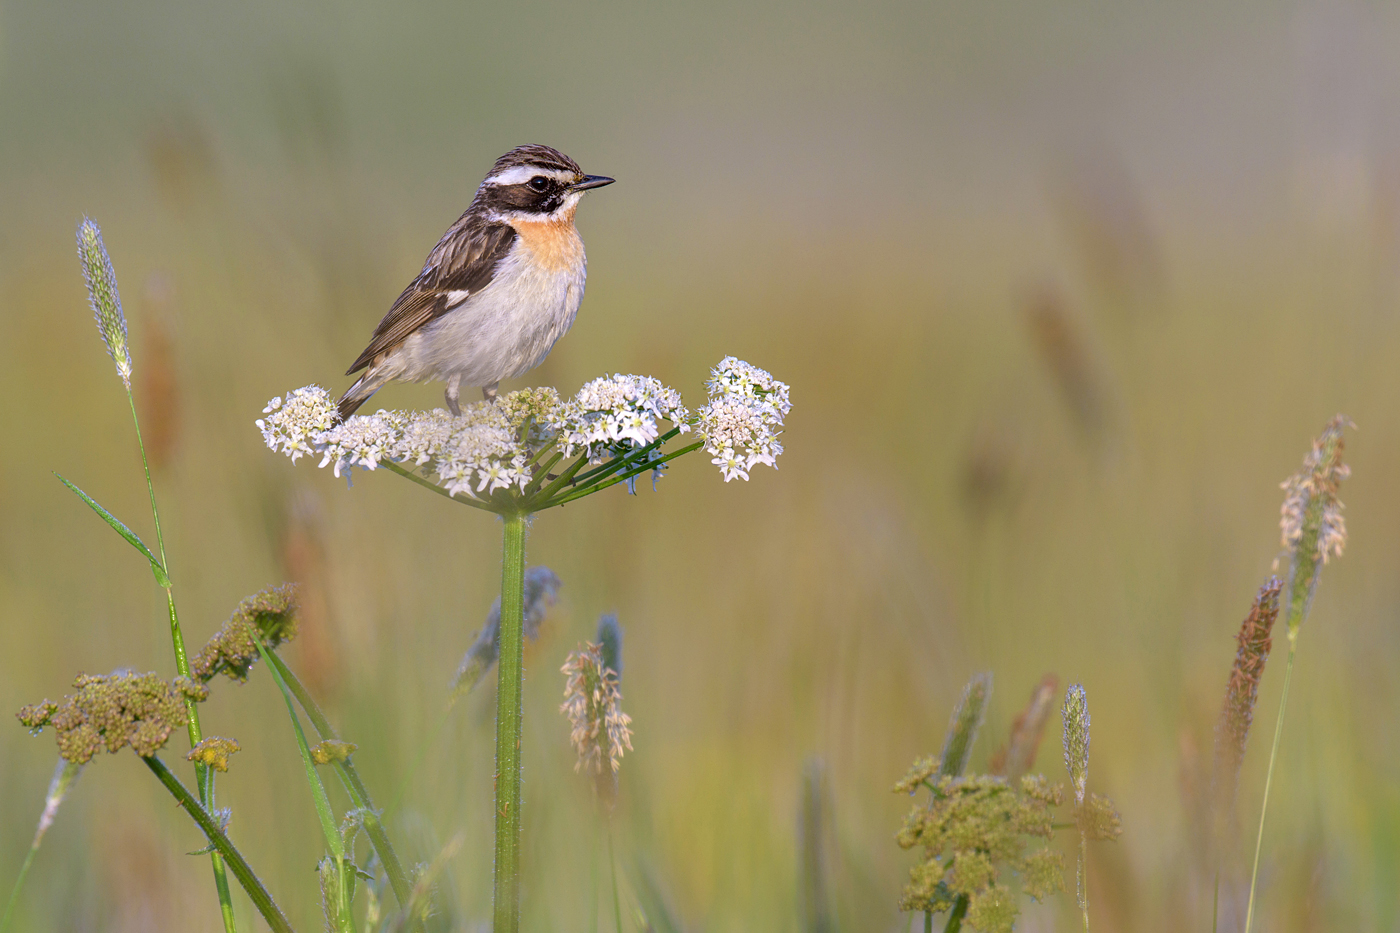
[257,357,790,932]
[699,356,792,481]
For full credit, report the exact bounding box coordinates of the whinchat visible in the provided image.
[337,144,614,420]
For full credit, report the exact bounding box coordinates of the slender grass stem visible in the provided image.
[0,846,39,933]
[254,637,350,930]
[126,388,236,932]
[493,511,528,933]
[142,756,294,933]
[1243,635,1297,933]
[608,828,623,933]
[262,649,413,911]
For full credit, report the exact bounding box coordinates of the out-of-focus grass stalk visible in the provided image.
[1243,417,1350,933]
[142,756,294,933]
[493,511,528,933]
[0,761,81,933]
[261,649,413,911]
[77,219,236,931]
[936,673,992,933]
[254,636,352,933]
[798,758,833,933]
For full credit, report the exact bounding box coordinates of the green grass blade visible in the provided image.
[254,636,343,859]
[54,473,170,586]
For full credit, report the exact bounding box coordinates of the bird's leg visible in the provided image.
[445,374,462,416]
[482,382,499,404]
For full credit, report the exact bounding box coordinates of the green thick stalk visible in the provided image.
[493,512,528,933]
[1243,634,1298,933]
[126,389,236,932]
[142,756,294,933]
[942,895,968,932]
[262,649,414,910]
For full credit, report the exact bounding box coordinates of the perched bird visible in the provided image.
[337,144,614,420]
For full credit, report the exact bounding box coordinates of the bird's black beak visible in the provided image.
[572,175,615,191]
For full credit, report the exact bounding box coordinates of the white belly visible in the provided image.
[394,247,585,387]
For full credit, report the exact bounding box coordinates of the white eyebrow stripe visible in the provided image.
[483,165,576,187]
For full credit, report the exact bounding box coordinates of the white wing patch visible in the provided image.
[445,289,471,307]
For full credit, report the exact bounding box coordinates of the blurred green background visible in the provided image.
[3,0,1400,930]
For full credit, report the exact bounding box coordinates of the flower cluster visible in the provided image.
[258,358,791,503]
[560,642,633,776]
[698,356,791,482]
[560,374,688,463]
[895,774,1065,932]
[17,671,208,764]
[192,584,300,683]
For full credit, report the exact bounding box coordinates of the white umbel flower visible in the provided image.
[697,357,791,482]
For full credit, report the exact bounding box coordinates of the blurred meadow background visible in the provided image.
[3,0,1400,930]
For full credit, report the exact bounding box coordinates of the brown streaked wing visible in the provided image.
[345,218,518,375]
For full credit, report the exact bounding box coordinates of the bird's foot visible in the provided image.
[445,375,462,416]
[482,382,499,404]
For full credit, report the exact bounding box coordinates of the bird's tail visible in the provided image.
[337,371,386,421]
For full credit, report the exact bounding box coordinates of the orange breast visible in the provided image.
[512,212,585,274]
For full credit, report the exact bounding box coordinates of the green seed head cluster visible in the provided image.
[191,583,300,682]
[17,671,207,764]
[1061,684,1090,805]
[310,739,357,765]
[894,774,1066,932]
[188,736,242,772]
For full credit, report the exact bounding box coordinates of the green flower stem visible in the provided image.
[253,637,351,930]
[923,912,932,933]
[542,442,704,509]
[942,894,968,933]
[493,511,528,933]
[518,450,565,499]
[529,452,592,504]
[126,387,236,933]
[607,830,623,933]
[1,847,39,933]
[381,462,496,512]
[142,756,294,933]
[262,649,413,910]
[1243,633,1298,933]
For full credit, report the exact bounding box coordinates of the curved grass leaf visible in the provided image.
[55,473,170,587]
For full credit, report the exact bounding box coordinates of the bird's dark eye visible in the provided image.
[528,176,549,192]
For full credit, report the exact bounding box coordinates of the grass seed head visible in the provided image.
[560,642,633,777]
[1279,414,1353,634]
[1212,576,1282,833]
[77,219,132,388]
[1062,683,1090,805]
[940,672,993,778]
